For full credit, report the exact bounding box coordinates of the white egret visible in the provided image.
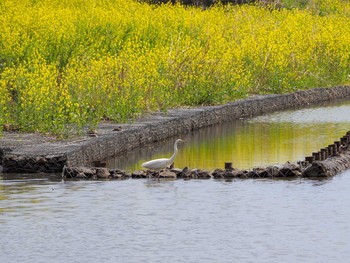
[142,139,184,171]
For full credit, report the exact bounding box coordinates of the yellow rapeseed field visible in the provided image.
[0,0,349,136]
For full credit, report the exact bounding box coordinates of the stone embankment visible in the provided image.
[1,86,350,174]
[62,131,350,180]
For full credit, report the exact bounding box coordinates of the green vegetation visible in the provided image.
[0,0,349,137]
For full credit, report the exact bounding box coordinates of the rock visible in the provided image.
[112,126,122,131]
[96,168,110,178]
[212,169,225,179]
[35,157,47,165]
[169,167,190,178]
[87,129,98,137]
[279,162,301,177]
[196,170,211,179]
[110,169,129,179]
[63,166,96,178]
[246,170,258,178]
[222,170,239,179]
[131,170,148,178]
[265,166,280,177]
[212,168,244,179]
[189,169,210,179]
[159,170,177,179]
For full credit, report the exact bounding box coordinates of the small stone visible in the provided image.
[113,126,122,131]
[159,170,177,179]
[96,168,110,178]
[132,170,148,178]
[87,129,98,137]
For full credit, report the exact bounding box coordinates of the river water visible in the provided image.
[1,99,350,263]
[1,173,350,263]
[111,99,350,171]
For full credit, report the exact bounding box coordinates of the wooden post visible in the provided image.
[319,151,324,161]
[305,156,315,164]
[334,141,341,152]
[312,152,320,161]
[328,145,334,156]
[341,136,348,144]
[225,162,233,170]
[321,148,328,160]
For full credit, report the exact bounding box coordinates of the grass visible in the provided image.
[0,0,349,137]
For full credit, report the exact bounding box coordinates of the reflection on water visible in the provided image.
[110,99,350,171]
[1,171,350,263]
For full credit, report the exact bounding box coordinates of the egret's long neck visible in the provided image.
[168,142,179,165]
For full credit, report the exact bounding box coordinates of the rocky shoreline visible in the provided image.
[1,86,350,174]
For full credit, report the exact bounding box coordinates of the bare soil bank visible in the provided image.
[1,86,350,173]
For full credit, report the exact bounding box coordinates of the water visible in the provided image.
[110,99,350,171]
[1,99,350,263]
[1,173,350,263]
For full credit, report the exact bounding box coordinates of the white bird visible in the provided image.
[142,139,184,171]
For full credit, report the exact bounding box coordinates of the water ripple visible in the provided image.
[3,174,350,263]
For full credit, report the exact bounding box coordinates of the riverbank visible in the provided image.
[1,86,350,173]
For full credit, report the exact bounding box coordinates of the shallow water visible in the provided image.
[110,99,350,171]
[1,173,350,263]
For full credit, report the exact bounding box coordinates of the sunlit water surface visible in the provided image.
[1,99,350,263]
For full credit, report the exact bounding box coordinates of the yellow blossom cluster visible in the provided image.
[0,0,349,136]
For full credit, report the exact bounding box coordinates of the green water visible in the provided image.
[109,99,350,171]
